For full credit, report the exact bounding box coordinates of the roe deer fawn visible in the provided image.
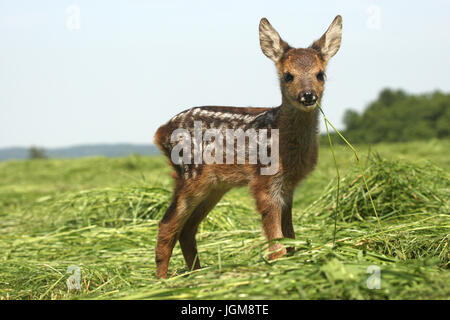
[154,16,342,278]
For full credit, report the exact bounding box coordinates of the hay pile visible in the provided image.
[302,154,449,267]
[308,154,449,222]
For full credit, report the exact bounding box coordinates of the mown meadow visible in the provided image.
[0,139,449,299]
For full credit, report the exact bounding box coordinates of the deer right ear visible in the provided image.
[259,18,288,62]
[311,15,343,62]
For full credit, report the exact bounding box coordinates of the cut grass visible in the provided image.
[309,154,449,222]
[0,140,449,299]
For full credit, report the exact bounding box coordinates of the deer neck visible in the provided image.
[277,96,320,145]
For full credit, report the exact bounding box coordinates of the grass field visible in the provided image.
[0,139,449,299]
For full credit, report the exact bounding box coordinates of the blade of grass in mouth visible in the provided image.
[317,103,391,254]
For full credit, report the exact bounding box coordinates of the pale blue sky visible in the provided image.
[1,0,449,148]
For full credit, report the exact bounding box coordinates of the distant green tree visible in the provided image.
[28,146,47,159]
[324,89,450,144]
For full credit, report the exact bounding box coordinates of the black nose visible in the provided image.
[298,91,318,106]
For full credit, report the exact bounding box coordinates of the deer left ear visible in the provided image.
[259,18,289,62]
[311,15,342,62]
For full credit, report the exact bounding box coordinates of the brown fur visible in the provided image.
[154,16,342,278]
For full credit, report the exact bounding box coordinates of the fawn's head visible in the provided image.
[259,16,342,112]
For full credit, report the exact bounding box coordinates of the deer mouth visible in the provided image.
[298,102,317,112]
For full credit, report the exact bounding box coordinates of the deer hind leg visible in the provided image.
[252,185,286,260]
[155,181,210,279]
[281,191,295,254]
[179,188,229,271]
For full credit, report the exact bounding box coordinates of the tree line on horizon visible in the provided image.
[320,88,450,145]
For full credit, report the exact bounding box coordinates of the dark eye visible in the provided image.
[316,71,325,82]
[283,72,294,82]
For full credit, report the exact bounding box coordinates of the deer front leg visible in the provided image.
[253,189,286,260]
[281,191,295,254]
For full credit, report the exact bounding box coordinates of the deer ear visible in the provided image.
[259,18,288,62]
[311,15,342,62]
